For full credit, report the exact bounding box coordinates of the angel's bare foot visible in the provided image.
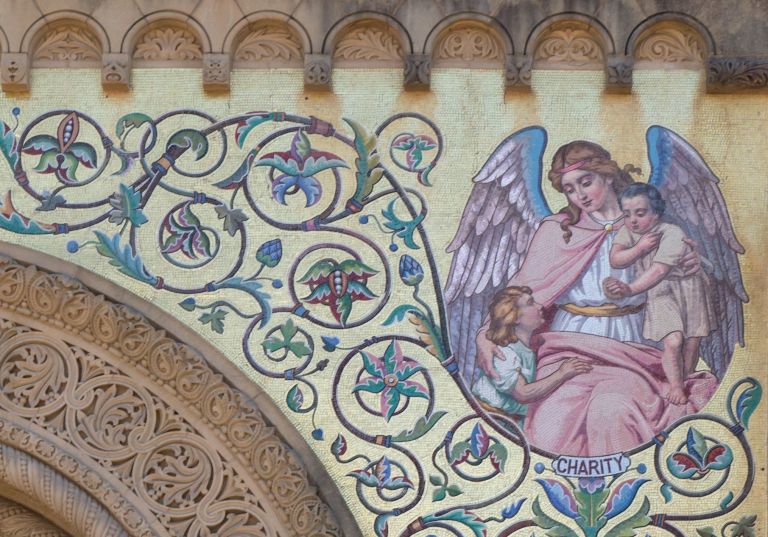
[667,386,688,405]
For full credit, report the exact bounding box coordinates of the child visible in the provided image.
[472,286,592,425]
[605,183,714,405]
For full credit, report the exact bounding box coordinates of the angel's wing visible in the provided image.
[647,125,748,379]
[444,126,551,382]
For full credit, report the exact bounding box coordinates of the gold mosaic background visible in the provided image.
[1,67,766,535]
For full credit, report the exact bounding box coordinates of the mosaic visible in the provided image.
[0,97,763,536]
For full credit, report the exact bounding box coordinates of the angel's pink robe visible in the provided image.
[507,213,718,456]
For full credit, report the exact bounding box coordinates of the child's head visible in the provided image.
[618,183,665,234]
[486,286,544,346]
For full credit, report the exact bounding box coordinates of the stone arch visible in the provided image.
[0,23,9,54]
[21,12,109,67]
[121,11,212,66]
[525,12,614,69]
[322,12,412,67]
[626,12,715,68]
[225,14,308,68]
[424,13,512,68]
[0,244,361,537]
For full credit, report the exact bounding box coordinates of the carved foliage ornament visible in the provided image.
[133,24,203,62]
[33,24,102,63]
[0,258,341,537]
[434,21,504,64]
[234,21,303,64]
[333,21,403,63]
[634,21,706,64]
[534,21,605,67]
[0,497,69,537]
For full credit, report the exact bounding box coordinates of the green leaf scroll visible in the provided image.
[93,230,157,285]
[391,411,447,442]
[532,497,579,537]
[603,497,651,537]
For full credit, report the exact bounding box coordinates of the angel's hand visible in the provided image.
[679,238,701,276]
[636,231,662,253]
[476,328,503,381]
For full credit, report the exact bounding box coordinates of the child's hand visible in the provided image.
[557,357,592,380]
[603,277,632,299]
[636,231,661,253]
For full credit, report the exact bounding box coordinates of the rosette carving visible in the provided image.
[434,21,504,65]
[0,257,343,537]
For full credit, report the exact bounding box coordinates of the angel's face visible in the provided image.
[560,169,614,213]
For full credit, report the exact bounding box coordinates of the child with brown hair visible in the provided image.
[471,286,593,425]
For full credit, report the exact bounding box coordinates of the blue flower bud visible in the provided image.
[272,279,283,289]
[11,107,20,117]
[321,336,339,352]
[358,215,369,224]
[66,240,79,253]
[637,463,647,474]
[398,254,424,286]
[389,243,398,252]
[179,297,197,311]
[534,462,545,474]
[311,428,324,441]
[256,239,282,268]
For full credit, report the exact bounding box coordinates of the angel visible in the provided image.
[444,126,748,456]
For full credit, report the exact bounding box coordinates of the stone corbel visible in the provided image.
[505,54,532,90]
[707,56,768,93]
[404,54,430,90]
[203,53,231,92]
[605,54,633,93]
[304,54,332,91]
[101,53,131,90]
[1,53,29,92]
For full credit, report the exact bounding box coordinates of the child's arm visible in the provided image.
[610,231,662,268]
[509,358,592,404]
[626,262,672,294]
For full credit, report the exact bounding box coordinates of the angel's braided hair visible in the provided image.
[548,141,641,243]
[485,286,533,347]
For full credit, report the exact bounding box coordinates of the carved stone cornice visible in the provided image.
[707,57,768,92]
[404,53,430,90]
[605,54,633,93]
[304,53,332,90]
[0,257,344,537]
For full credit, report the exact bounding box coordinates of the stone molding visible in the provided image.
[0,257,345,537]
[707,57,768,92]
[0,0,765,93]
[0,496,72,537]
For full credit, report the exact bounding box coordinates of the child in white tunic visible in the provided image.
[472,286,593,426]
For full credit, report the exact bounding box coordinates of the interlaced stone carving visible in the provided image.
[133,25,203,62]
[0,257,342,537]
[32,24,102,63]
[534,21,605,67]
[234,21,303,64]
[434,21,504,65]
[333,21,403,63]
[634,21,706,64]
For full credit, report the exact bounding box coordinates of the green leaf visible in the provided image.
[604,497,651,537]
[660,484,672,503]
[288,341,311,357]
[422,509,486,537]
[109,183,148,227]
[687,427,708,462]
[429,474,442,486]
[168,129,209,160]
[734,381,762,429]
[1,121,19,169]
[116,112,152,139]
[235,113,274,148]
[382,304,422,326]
[93,230,157,285]
[199,309,227,334]
[280,318,298,342]
[69,142,98,168]
[720,491,734,510]
[449,441,471,465]
[338,259,378,278]
[391,411,447,442]
[22,134,58,154]
[32,149,62,172]
[446,485,463,497]
[488,443,508,473]
[286,384,304,412]
[296,130,312,161]
[696,528,717,537]
[297,260,336,284]
[381,198,424,250]
[262,337,287,352]
[432,487,446,502]
[532,497,579,537]
[214,205,249,236]
[344,118,384,202]
[731,514,757,537]
[209,277,272,327]
[337,293,353,326]
[575,488,608,531]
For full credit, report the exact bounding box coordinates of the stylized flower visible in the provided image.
[603,478,649,519]
[21,113,97,184]
[399,254,424,286]
[299,258,377,326]
[534,478,579,519]
[256,238,282,267]
[352,340,428,421]
[578,477,606,494]
[347,456,414,491]
[321,336,340,352]
[161,202,211,259]
[254,130,347,207]
[666,427,733,479]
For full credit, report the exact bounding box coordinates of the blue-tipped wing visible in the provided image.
[647,125,748,379]
[444,126,551,382]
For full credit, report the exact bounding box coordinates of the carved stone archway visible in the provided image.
[0,246,359,537]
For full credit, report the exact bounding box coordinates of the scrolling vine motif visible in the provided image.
[0,107,761,536]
